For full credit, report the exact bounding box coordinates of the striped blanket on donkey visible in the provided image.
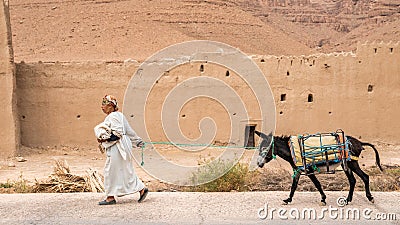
[289,131,351,174]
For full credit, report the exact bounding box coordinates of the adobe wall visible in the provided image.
[15,41,400,150]
[263,42,399,143]
[16,61,137,148]
[0,0,18,159]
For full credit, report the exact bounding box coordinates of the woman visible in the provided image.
[95,95,148,205]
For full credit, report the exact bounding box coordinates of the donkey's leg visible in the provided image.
[308,174,327,206]
[343,166,356,204]
[283,172,301,205]
[350,162,374,203]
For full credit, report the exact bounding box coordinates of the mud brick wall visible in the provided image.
[14,42,400,150]
[0,0,18,159]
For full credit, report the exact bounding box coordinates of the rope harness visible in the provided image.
[259,136,276,160]
[139,141,258,166]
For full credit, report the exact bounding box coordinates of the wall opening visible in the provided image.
[286,71,290,76]
[280,94,286,101]
[260,59,265,63]
[374,48,377,54]
[368,84,374,92]
[244,124,256,148]
[308,94,313,102]
[200,64,204,72]
[279,111,283,115]
[390,48,393,53]
[225,70,230,77]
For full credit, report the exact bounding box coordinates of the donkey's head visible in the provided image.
[255,131,274,168]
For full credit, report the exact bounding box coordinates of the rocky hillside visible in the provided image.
[8,0,399,62]
[236,0,400,52]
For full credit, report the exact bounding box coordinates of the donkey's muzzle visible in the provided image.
[257,156,265,168]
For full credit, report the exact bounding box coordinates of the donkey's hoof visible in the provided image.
[282,198,291,205]
[319,201,326,206]
[369,198,374,204]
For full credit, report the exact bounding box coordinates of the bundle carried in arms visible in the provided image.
[289,129,351,176]
[33,160,104,193]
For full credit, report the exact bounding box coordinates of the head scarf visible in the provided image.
[102,95,119,111]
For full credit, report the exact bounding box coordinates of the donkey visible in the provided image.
[255,131,383,205]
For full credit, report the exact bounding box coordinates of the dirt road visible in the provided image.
[1,191,399,224]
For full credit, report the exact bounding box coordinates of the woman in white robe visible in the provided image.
[95,95,148,205]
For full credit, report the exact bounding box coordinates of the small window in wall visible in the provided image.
[261,59,265,63]
[308,94,313,102]
[390,48,393,53]
[368,84,374,92]
[200,64,204,72]
[226,70,230,77]
[280,94,286,101]
[244,124,256,148]
[374,48,377,54]
[286,71,290,76]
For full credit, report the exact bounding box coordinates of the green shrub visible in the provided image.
[0,180,13,188]
[188,157,252,192]
[0,173,32,193]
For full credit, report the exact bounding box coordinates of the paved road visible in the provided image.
[0,191,399,225]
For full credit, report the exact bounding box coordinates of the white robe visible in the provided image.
[94,111,145,197]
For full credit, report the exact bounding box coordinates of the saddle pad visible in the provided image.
[290,135,341,168]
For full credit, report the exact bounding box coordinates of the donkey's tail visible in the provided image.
[361,142,383,171]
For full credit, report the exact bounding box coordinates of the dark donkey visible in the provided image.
[255,131,383,205]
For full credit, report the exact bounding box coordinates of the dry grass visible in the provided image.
[31,160,104,193]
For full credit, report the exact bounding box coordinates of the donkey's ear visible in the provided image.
[255,131,271,140]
